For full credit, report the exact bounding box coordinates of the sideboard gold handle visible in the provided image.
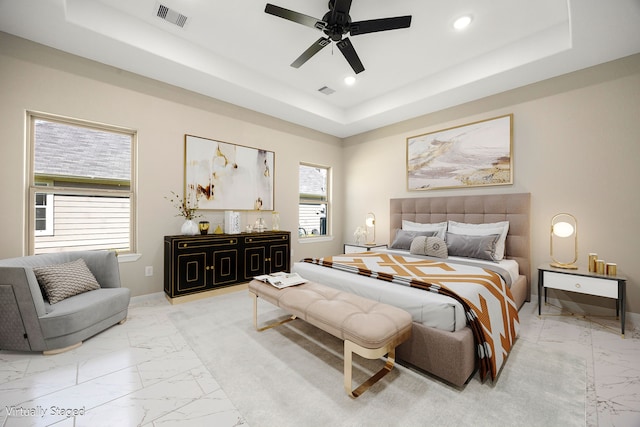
[575,283,581,289]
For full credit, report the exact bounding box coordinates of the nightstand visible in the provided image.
[538,264,626,336]
[343,243,387,254]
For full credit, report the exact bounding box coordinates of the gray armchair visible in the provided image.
[0,250,130,354]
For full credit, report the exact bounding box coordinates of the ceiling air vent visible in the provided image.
[156,4,188,28]
[318,86,335,95]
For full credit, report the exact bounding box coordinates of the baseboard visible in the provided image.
[164,283,249,305]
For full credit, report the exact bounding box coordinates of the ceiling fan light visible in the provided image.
[453,15,472,30]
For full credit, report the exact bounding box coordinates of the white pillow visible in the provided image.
[447,220,509,260]
[402,220,447,240]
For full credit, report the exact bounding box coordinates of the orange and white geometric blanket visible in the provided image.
[302,252,519,382]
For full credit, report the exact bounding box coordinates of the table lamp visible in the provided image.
[550,213,578,269]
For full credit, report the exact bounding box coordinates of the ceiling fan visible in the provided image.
[265,0,412,74]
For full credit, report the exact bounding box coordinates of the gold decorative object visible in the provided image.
[588,253,598,272]
[198,221,210,235]
[596,259,605,275]
[606,263,617,276]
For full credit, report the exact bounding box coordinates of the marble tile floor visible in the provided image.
[0,291,638,427]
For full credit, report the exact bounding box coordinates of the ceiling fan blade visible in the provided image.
[331,0,353,15]
[265,4,325,30]
[291,37,331,68]
[350,16,412,36]
[336,37,364,74]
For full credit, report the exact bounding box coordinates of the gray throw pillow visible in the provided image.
[33,258,101,304]
[390,229,437,250]
[410,236,448,258]
[445,232,500,261]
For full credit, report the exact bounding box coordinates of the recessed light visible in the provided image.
[344,76,356,86]
[453,15,472,30]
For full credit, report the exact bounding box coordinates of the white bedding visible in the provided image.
[292,249,520,333]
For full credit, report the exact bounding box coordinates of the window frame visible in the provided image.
[27,111,137,255]
[298,162,331,239]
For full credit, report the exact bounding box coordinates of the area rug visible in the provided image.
[169,290,586,427]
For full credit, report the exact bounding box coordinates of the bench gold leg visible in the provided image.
[344,340,396,398]
[251,292,296,332]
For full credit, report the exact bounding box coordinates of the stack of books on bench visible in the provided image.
[254,272,308,289]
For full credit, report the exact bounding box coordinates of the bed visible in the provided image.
[293,193,531,387]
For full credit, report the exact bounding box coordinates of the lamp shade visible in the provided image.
[552,221,574,238]
[550,213,578,269]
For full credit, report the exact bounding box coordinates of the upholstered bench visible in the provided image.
[248,279,412,397]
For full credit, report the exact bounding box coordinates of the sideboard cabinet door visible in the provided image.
[164,235,238,298]
[241,232,290,281]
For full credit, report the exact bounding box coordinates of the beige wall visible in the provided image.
[343,53,640,317]
[2,32,639,318]
[0,33,345,296]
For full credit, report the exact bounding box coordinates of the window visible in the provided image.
[28,113,136,254]
[299,164,329,237]
[34,188,53,236]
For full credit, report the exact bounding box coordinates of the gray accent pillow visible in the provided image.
[33,258,101,304]
[390,229,437,250]
[445,232,500,261]
[410,236,448,258]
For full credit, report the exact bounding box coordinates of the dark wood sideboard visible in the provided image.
[164,231,290,300]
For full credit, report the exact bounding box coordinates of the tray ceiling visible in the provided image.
[1,0,640,137]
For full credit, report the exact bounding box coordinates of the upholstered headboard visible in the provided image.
[390,193,531,299]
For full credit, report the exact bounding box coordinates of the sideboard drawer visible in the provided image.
[542,271,618,299]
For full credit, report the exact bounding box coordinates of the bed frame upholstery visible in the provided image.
[389,192,531,386]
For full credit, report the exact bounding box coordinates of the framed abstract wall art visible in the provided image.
[184,135,274,210]
[406,114,513,191]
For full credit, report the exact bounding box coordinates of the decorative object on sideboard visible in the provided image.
[198,221,210,235]
[272,211,280,231]
[166,190,200,235]
[224,211,241,234]
[365,212,376,245]
[254,216,266,232]
[181,220,199,235]
[549,212,578,269]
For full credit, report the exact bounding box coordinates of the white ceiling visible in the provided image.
[2,0,640,138]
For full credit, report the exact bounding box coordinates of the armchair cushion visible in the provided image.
[33,258,100,304]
